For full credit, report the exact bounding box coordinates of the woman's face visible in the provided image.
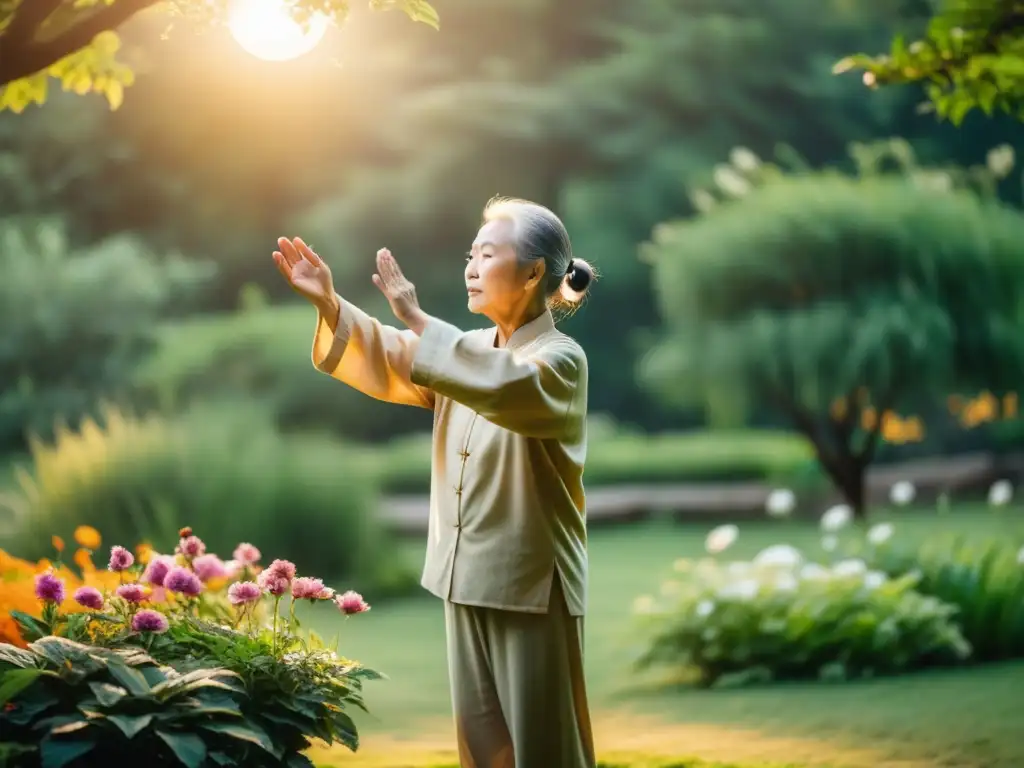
[465,218,545,321]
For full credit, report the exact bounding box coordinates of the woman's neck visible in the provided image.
[493,303,547,348]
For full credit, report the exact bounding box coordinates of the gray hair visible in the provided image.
[482,196,595,311]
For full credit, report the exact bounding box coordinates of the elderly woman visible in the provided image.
[272,197,597,768]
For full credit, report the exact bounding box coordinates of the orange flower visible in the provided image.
[73,526,101,550]
[73,548,95,573]
[51,536,65,553]
[135,543,153,565]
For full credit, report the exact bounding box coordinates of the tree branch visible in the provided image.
[0,0,159,87]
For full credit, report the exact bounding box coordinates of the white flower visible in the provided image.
[660,580,682,596]
[713,164,751,197]
[632,595,656,614]
[765,488,796,518]
[753,544,803,568]
[773,573,798,592]
[988,480,1013,507]
[705,524,739,554]
[695,599,715,618]
[673,558,691,573]
[727,561,751,577]
[863,570,887,589]
[889,481,916,506]
[820,504,852,532]
[867,522,894,546]
[1016,546,1024,565]
[833,558,868,577]
[821,535,838,552]
[729,146,761,173]
[719,578,759,601]
[799,563,830,581]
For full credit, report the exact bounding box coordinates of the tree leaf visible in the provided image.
[156,730,207,768]
[39,737,95,768]
[105,658,151,696]
[0,668,45,706]
[0,644,36,668]
[107,713,153,739]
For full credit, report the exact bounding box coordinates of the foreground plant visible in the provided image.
[1,526,378,767]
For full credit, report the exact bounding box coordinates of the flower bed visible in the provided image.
[0,526,377,767]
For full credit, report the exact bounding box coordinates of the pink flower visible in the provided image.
[116,583,147,603]
[336,590,370,615]
[227,581,262,605]
[233,543,261,565]
[108,545,134,572]
[316,586,336,600]
[177,535,206,558]
[131,609,169,634]
[142,555,176,586]
[192,554,228,582]
[267,559,296,580]
[164,566,203,597]
[291,577,326,600]
[72,586,104,610]
[34,571,65,603]
[257,569,290,596]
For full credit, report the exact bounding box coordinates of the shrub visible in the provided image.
[633,550,971,687]
[860,528,1024,662]
[355,429,816,495]
[0,403,415,596]
[0,525,379,767]
[0,216,212,454]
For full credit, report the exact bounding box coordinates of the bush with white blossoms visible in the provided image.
[0,526,377,768]
[633,548,971,687]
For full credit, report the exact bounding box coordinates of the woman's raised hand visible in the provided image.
[273,237,335,311]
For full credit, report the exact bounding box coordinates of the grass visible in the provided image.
[299,507,1024,767]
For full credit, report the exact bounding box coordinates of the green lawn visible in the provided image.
[300,508,1024,767]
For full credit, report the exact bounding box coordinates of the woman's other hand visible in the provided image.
[372,248,427,334]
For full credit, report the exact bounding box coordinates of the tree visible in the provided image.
[639,150,1024,518]
[0,0,438,113]
[836,0,1024,124]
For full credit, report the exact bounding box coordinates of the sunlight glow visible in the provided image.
[228,0,329,62]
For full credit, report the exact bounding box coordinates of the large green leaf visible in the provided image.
[0,643,36,669]
[10,611,48,642]
[87,681,127,708]
[39,737,96,768]
[156,730,207,768]
[151,668,242,701]
[0,668,45,706]
[105,658,152,696]
[108,713,154,739]
[201,721,275,753]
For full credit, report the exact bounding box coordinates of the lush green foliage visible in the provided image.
[1,524,381,767]
[0,0,439,113]
[0,216,212,454]
[633,553,971,687]
[862,529,1024,660]
[0,403,414,594]
[837,0,1024,124]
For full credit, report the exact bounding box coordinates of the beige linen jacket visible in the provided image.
[312,297,589,616]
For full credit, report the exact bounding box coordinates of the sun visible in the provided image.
[228,0,329,62]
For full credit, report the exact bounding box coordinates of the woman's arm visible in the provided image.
[312,294,435,410]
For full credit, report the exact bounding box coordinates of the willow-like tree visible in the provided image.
[641,168,1024,518]
[0,0,438,112]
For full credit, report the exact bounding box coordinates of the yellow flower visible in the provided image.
[135,542,153,565]
[74,525,101,550]
[73,548,95,572]
[51,536,65,553]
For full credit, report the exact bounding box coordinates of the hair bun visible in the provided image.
[559,258,595,304]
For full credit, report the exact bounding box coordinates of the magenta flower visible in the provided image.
[257,569,290,596]
[34,571,65,604]
[142,555,176,586]
[108,545,134,572]
[227,581,262,605]
[116,583,147,603]
[164,566,203,597]
[192,554,228,582]
[177,535,206,558]
[131,609,169,634]
[73,586,104,611]
[336,590,370,615]
[267,559,296,580]
[233,542,261,565]
[291,577,327,600]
